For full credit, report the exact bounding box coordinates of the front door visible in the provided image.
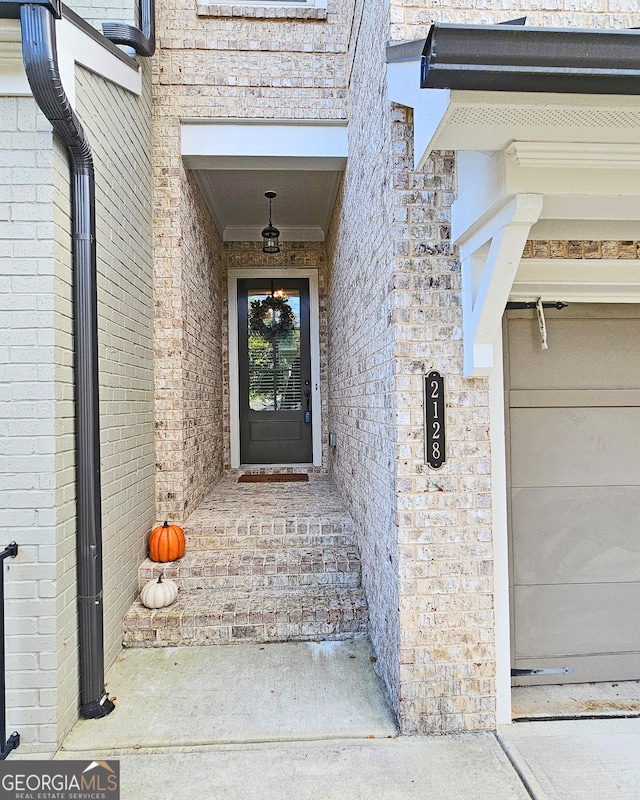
[237,278,313,464]
[505,304,640,685]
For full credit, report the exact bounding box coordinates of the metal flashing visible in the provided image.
[386,38,426,63]
[421,23,640,94]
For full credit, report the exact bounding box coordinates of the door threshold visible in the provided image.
[238,464,315,469]
[512,680,640,721]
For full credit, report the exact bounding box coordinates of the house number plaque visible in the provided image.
[424,370,446,469]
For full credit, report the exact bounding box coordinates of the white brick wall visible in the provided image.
[0,56,153,750]
[0,96,59,750]
[52,134,77,744]
[65,0,136,31]
[71,60,155,698]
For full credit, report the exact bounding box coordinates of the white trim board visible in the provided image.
[57,17,141,106]
[181,120,348,165]
[0,20,29,95]
[222,225,325,243]
[227,268,322,469]
[489,331,511,726]
[453,142,640,377]
[511,260,640,304]
[203,0,326,6]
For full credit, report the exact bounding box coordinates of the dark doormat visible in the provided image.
[238,473,309,483]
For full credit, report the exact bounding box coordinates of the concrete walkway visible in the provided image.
[499,718,640,800]
[57,737,530,800]
[51,640,530,800]
[61,640,396,751]
[15,643,640,800]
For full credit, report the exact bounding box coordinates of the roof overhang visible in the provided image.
[181,120,348,241]
[387,24,640,172]
[387,23,640,377]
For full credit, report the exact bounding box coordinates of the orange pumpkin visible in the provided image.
[148,521,185,563]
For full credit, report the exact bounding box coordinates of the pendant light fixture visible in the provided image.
[262,191,280,254]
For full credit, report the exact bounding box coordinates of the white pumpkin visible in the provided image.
[140,574,178,609]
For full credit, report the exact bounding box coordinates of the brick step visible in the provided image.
[138,547,362,591]
[184,517,354,551]
[123,586,369,647]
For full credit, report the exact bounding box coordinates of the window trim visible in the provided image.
[196,0,327,19]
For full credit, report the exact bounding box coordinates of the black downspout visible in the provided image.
[20,1,113,719]
[102,0,155,57]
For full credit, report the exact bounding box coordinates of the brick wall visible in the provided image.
[523,240,640,259]
[180,173,226,518]
[64,0,135,31]
[154,151,226,523]
[153,0,351,121]
[326,0,403,719]
[52,135,77,746]
[328,0,497,733]
[0,97,58,751]
[0,58,153,750]
[390,114,495,734]
[73,62,155,685]
[390,0,640,42]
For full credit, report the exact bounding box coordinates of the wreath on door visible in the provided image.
[249,295,296,342]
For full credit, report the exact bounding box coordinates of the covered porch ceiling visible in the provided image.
[387,22,640,377]
[181,120,347,242]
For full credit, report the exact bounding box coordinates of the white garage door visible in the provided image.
[505,304,640,685]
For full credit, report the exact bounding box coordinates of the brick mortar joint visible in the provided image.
[523,240,640,259]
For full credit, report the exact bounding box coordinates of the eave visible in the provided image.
[420,22,640,95]
[387,23,640,378]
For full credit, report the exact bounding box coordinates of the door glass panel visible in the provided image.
[247,289,301,412]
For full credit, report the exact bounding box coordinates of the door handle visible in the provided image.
[304,389,311,423]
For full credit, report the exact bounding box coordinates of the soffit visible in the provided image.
[192,168,342,242]
[424,90,640,158]
[182,120,347,242]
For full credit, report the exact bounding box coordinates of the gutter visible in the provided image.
[421,22,640,94]
[5,0,154,719]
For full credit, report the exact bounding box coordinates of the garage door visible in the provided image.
[505,304,640,685]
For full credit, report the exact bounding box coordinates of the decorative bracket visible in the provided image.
[458,193,543,376]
